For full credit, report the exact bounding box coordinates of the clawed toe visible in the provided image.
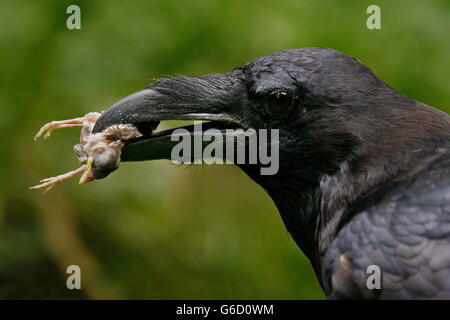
[34,118,85,141]
[30,165,87,193]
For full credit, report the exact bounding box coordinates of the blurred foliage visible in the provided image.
[0,0,448,299]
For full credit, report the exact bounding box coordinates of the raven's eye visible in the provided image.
[266,91,293,113]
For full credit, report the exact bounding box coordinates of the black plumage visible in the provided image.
[93,48,450,299]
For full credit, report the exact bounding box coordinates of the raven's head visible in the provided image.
[93,48,449,268]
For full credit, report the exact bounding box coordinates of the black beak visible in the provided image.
[92,71,245,162]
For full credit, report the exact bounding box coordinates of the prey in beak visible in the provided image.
[31,68,282,192]
[31,112,150,192]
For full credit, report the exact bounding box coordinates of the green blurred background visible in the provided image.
[0,0,448,299]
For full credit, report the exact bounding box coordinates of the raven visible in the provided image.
[92,48,449,299]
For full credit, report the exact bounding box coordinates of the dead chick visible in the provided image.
[31,112,143,192]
